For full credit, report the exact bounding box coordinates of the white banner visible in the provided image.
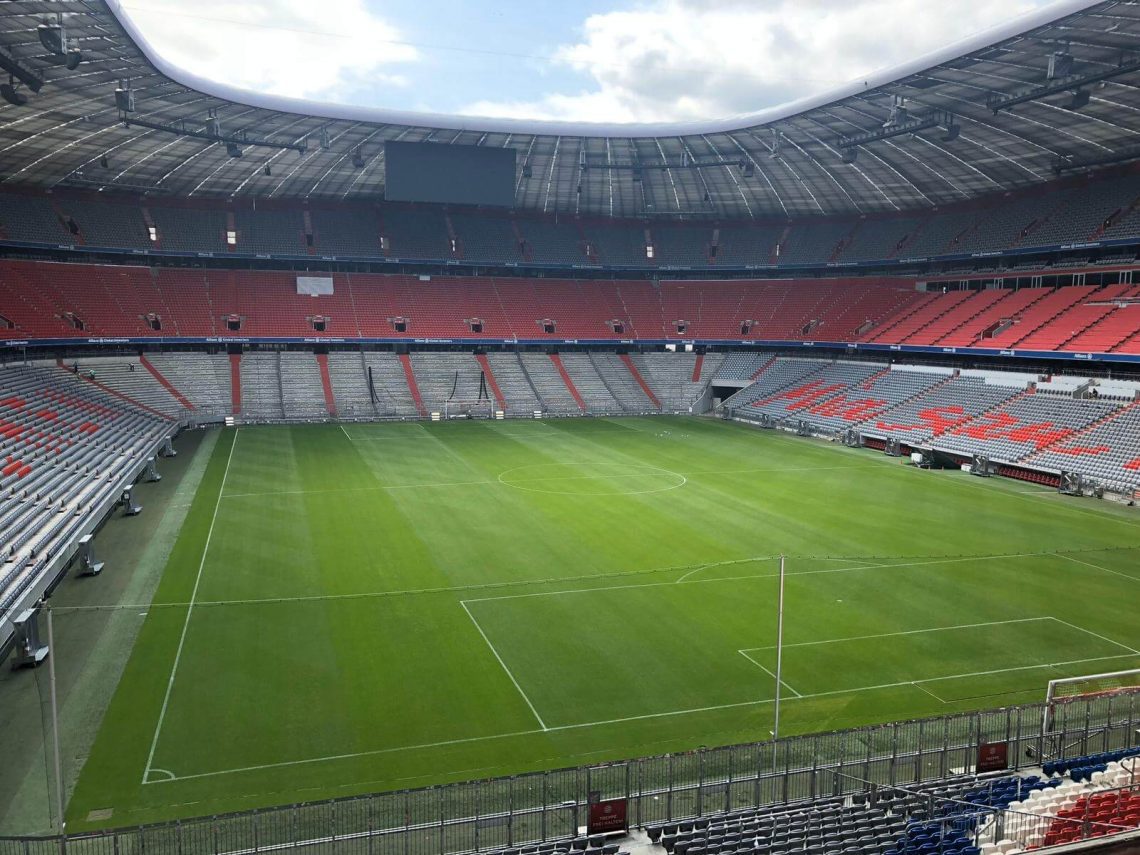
[296,276,334,296]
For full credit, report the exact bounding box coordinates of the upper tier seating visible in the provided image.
[582,224,649,266]
[839,216,922,262]
[451,213,521,262]
[0,193,69,244]
[383,208,452,260]
[233,210,306,255]
[310,208,383,257]
[58,199,152,250]
[4,173,1140,266]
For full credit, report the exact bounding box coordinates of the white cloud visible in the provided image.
[461,0,1044,123]
[118,0,417,102]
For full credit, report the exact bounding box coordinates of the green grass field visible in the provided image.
[66,416,1140,829]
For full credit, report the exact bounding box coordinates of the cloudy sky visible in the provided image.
[118,0,1059,123]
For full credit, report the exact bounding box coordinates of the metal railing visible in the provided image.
[1,692,1137,855]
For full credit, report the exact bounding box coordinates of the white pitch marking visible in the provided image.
[743,617,1051,652]
[460,601,548,731]
[146,653,1139,785]
[911,682,948,704]
[464,550,1063,606]
[675,556,873,585]
[1057,553,1140,584]
[215,463,880,501]
[1048,616,1140,655]
[737,649,802,697]
[142,428,240,784]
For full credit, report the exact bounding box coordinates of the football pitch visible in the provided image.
[67,416,1140,828]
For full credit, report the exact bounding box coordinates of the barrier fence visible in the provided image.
[2,691,1138,855]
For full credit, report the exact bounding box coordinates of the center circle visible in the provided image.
[496,462,687,496]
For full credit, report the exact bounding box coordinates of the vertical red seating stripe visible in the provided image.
[473,354,506,410]
[315,354,337,416]
[691,353,704,382]
[55,359,169,418]
[229,353,242,415]
[619,354,661,409]
[140,354,195,410]
[549,354,586,412]
[399,354,427,416]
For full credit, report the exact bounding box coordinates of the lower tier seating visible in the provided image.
[642,748,1140,855]
[0,362,173,632]
[724,357,1140,493]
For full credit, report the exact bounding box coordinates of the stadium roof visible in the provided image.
[2,0,1140,218]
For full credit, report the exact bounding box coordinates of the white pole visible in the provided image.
[773,554,786,743]
[46,606,66,833]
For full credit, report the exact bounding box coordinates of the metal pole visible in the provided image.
[773,555,786,743]
[46,605,66,834]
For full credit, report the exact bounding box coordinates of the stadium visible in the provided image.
[1,0,1140,853]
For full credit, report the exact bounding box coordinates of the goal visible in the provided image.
[443,399,494,420]
[1043,668,1140,737]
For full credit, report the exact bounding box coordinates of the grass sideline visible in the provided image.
[63,416,1140,829]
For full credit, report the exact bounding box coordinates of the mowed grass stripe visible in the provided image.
[66,418,1140,829]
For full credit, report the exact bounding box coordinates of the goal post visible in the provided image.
[443,399,494,420]
[1043,668,1140,737]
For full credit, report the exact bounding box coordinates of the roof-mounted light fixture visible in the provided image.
[37,14,82,70]
[987,55,1140,113]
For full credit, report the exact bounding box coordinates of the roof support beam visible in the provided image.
[838,110,955,149]
[120,114,308,153]
[987,56,1140,112]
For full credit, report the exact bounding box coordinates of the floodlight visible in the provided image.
[2,80,26,106]
[1068,89,1091,110]
[115,84,135,112]
[37,22,63,55]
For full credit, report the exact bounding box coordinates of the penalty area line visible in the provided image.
[737,650,802,697]
[145,652,1139,785]
[460,601,549,731]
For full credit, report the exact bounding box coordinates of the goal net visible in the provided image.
[1043,668,1140,737]
[443,399,494,420]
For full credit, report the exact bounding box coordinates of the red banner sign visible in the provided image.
[976,741,1009,773]
[587,798,628,835]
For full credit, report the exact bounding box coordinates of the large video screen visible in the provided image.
[385,141,516,207]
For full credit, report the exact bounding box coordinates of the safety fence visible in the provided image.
[2,692,1138,855]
